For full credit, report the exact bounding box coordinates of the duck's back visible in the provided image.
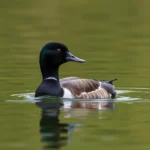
[60,77,117,99]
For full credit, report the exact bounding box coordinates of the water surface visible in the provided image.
[0,0,150,150]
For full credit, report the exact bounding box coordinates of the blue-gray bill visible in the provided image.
[65,52,86,63]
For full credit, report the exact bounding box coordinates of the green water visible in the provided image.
[0,0,150,149]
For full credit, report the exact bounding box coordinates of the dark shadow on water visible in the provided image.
[35,97,115,149]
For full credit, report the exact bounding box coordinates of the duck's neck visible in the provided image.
[40,66,59,81]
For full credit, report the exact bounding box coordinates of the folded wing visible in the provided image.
[60,77,117,99]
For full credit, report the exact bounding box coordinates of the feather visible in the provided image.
[60,77,116,99]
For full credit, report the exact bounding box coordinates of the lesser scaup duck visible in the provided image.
[35,42,117,99]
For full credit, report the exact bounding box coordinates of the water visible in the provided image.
[1,0,150,149]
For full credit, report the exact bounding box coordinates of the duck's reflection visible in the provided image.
[63,99,115,118]
[36,100,69,150]
[35,97,115,149]
[40,113,68,149]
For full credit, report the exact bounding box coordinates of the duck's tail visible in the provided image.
[105,78,118,85]
[97,78,117,85]
[101,78,118,98]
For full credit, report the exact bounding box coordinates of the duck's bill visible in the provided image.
[65,52,86,63]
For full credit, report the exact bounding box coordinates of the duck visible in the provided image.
[35,42,117,99]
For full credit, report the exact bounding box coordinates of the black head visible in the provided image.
[39,42,86,78]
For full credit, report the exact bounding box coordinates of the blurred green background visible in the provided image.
[1,0,150,98]
[0,0,150,150]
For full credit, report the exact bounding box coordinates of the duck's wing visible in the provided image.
[60,77,117,99]
[60,77,79,83]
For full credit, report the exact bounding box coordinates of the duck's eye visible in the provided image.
[57,49,61,52]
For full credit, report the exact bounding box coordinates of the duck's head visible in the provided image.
[39,42,86,78]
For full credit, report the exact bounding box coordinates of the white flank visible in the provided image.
[99,82,102,88]
[63,88,74,98]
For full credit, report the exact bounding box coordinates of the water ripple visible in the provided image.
[6,88,149,104]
